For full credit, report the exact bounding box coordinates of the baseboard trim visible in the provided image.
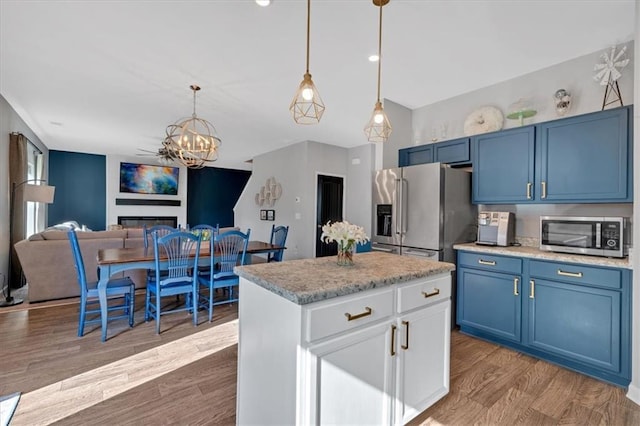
[627,383,640,404]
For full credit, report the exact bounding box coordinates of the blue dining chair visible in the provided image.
[268,225,289,262]
[145,230,202,334]
[197,228,250,322]
[67,230,135,339]
[143,224,177,249]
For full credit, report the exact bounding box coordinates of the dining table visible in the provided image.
[95,240,284,341]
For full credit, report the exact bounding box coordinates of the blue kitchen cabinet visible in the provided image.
[433,137,470,165]
[457,252,522,342]
[399,144,433,167]
[457,249,631,387]
[398,137,470,167]
[472,105,633,204]
[538,106,632,202]
[526,260,630,386]
[472,126,535,204]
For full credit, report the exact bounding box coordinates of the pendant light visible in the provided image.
[290,0,325,124]
[165,85,221,169]
[364,0,392,142]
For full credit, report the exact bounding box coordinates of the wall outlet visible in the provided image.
[295,212,301,220]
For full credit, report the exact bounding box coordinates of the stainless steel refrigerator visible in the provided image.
[372,162,476,326]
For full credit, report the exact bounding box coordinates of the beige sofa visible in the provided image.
[15,227,239,303]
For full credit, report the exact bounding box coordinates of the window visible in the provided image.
[25,141,44,238]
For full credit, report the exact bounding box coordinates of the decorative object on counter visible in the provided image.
[165,85,221,169]
[320,221,369,266]
[593,44,629,110]
[290,0,325,124]
[254,176,282,207]
[506,98,537,126]
[553,89,572,116]
[364,0,392,143]
[463,106,504,136]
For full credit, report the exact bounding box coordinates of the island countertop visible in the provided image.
[234,251,455,305]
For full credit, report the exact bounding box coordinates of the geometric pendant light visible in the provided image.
[364,0,392,142]
[289,0,325,124]
[165,85,221,169]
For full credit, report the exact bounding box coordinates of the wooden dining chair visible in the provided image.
[67,230,135,340]
[197,228,250,322]
[145,230,202,334]
[268,225,289,262]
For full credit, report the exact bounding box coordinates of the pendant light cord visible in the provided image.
[376,0,383,102]
[306,0,311,74]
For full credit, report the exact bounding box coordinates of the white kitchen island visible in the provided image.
[234,251,455,426]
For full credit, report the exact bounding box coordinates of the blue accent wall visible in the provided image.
[48,150,106,230]
[187,167,251,228]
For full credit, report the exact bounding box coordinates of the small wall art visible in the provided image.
[255,177,282,207]
[260,210,267,220]
[266,210,275,221]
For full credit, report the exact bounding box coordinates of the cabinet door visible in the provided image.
[433,137,470,165]
[538,107,630,202]
[527,278,621,373]
[395,300,450,425]
[399,144,433,167]
[457,267,521,342]
[472,126,535,203]
[306,322,394,425]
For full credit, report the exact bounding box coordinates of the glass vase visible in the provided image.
[337,242,355,266]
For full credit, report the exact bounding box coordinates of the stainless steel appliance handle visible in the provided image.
[402,178,408,235]
[395,178,401,235]
[372,246,393,253]
[403,249,438,258]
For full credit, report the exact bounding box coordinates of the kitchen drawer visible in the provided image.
[529,260,622,289]
[397,275,451,314]
[303,287,394,343]
[458,251,522,275]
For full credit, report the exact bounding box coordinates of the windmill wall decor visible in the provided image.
[593,44,630,110]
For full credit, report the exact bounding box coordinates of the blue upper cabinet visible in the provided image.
[472,105,633,204]
[398,137,470,167]
[472,126,536,204]
[538,107,632,202]
[398,144,433,167]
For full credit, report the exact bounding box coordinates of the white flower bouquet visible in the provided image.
[320,221,369,265]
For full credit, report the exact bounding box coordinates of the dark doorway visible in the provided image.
[316,175,344,257]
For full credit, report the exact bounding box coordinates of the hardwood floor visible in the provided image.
[1,297,639,425]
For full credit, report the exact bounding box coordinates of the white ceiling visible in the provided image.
[0,0,636,170]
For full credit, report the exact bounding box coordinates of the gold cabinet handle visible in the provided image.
[478,259,496,266]
[345,307,372,321]
[526,182,532,199]
[557,269,583,278]
[529,280,535,299]
[541,181,547,199]
[513,277,519,296]
[390,324,397,356]
[422,288,440,298]
[401,320,409,350]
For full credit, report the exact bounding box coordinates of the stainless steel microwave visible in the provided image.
[540,216,630,258]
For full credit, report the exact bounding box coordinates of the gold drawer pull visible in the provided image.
[541,181,547,199]
[345,306,372,321]
[557,269,583,278]
[390,324,397,356]
[529,280,535,299]
[401,320,410,350]
[478,259,496,266]
[422,288,440,298]
[513,277,519,296]
[526,182,532,199]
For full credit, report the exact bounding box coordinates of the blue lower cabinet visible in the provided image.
[457,268,521,342]
[457,251,631,387]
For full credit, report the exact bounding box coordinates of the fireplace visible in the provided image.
[118,216,178,229]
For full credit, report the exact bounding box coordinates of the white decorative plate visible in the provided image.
[463,106,504,136]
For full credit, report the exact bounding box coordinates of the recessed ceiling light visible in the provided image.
[368,54,379,62]
[256,0,271,6]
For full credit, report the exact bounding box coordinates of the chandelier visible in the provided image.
[364,0,392,143]
[289,0,325,124]
[165,85,221,169]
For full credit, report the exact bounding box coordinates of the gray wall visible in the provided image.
[235,140,374,260]
[0,95,49,285]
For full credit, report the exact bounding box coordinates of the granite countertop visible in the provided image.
[453,242,632,269]
[234,251,455,305]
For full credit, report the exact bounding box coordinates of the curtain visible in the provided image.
[9,132,27,288]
